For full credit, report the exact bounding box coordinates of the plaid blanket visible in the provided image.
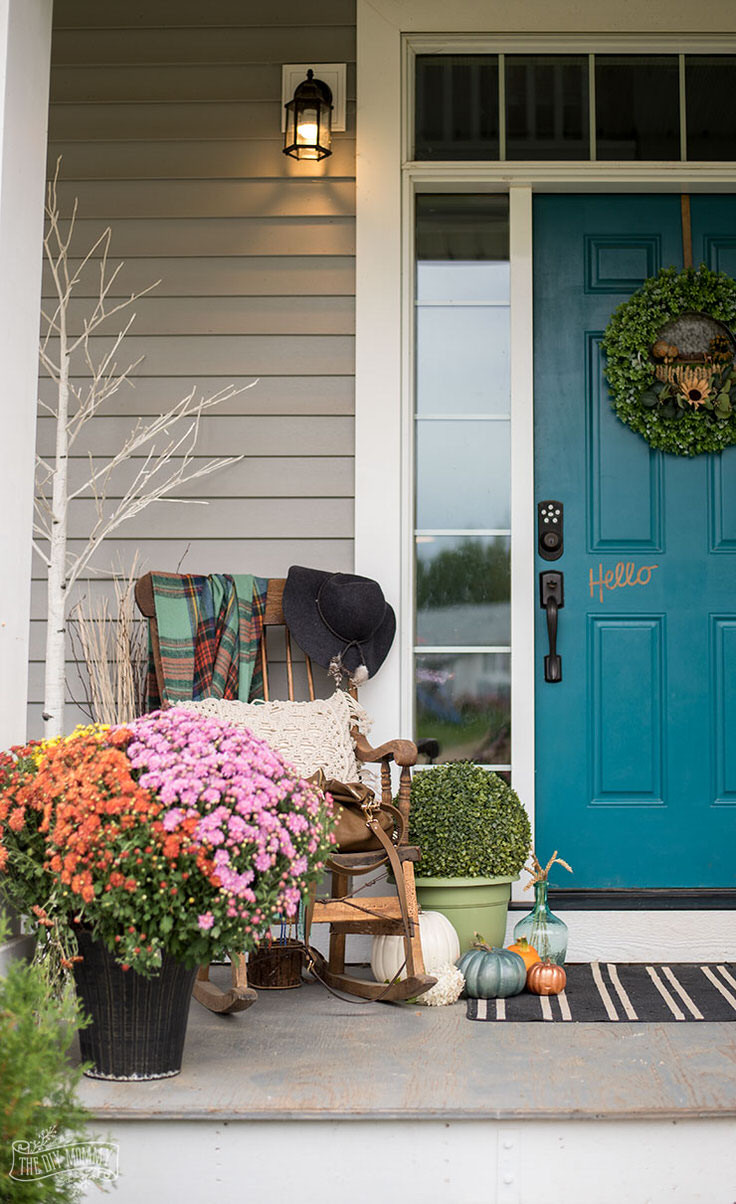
[147,573,268,708]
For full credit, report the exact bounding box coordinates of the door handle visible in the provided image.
[540,571,564,683]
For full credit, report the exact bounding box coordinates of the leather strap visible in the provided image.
[366,816,414,963]
[326,801,406,874]
[302,944,408,1006]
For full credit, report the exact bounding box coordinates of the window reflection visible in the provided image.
[505,56,589,160]
[415,55,499,160]
[416,421,511,530]
[416,536,510,647]
[416,653,511,765]
[686,56,736,160]
[596,56,679,160]
[417,306,510,415]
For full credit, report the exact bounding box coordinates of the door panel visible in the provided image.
[533,194,736,889]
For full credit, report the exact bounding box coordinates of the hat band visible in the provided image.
[315,576,386,670]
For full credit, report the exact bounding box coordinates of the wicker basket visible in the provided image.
[247,939,303,989]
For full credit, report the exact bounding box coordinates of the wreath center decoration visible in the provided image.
[602,265,736,456]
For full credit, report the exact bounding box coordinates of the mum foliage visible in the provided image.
[407,761,531,879]
[602,265,736,456]
[0,710,335,975]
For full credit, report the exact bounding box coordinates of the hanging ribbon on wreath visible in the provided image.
[601,196,736,456]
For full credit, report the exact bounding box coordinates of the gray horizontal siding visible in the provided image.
[48,296,355,335]
[53,0,354,26]
[42,256,355,297]
[35,455,354,500]
[31,0,357,733]
[39,336,354,377]
[49,101,357,142]
[51,27,356,66]
[56,218,355,256]
[44,497,354,541]
[51,180,355,216]
[50,62,357,104]
[36,415,354,457]
[38,376,354,415]
[49,140,356,180]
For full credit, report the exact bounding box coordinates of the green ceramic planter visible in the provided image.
[414,875,516,953]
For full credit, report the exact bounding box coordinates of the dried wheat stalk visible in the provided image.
[70,560,147,726]
[522,849,573,890]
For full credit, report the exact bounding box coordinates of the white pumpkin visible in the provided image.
[370,909,460,982]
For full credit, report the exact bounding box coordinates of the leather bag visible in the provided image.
[309,773,405,853]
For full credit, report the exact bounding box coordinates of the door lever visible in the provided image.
[540,571,564,683]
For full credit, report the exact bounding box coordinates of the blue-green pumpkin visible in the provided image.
[456,945,527,998]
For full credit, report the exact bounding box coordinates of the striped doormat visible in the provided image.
[466,962,736,1022]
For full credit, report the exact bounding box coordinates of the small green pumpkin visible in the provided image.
[456,939,527,999]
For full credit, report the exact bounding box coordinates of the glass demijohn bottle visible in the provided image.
[513,879,568,965]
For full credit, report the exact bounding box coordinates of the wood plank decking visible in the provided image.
[72,970,736,1203]
[75,971,736,1122]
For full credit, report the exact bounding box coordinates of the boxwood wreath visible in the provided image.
[602,265,736,456]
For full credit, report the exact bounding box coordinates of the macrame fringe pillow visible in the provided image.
[178,691,373,784]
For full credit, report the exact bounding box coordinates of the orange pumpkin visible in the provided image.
[527,959,566,996]
[506,937,540,972]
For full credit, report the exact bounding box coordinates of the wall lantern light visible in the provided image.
[283,69,333,160]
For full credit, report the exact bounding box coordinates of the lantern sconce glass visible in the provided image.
[283,69,333,160]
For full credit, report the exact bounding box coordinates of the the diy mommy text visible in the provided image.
[589,562,659,603]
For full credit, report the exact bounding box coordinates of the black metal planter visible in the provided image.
[72,929,197,1081]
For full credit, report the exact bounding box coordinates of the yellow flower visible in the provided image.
[677,367,712,409]
[28,723,110,766]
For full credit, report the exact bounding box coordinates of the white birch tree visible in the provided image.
[35,163,249,737]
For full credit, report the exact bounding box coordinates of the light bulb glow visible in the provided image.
[297,121,319,145]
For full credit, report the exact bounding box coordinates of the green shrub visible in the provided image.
[0,920,92,1203]
[407,762,531,878]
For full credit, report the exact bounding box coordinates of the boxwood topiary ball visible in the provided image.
[407,761,531,879]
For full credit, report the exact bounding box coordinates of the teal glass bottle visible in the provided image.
[513,880,568,965]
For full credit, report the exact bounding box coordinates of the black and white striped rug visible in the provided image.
[465,962,736,1022]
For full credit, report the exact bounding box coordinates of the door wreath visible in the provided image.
[602,265,736,456]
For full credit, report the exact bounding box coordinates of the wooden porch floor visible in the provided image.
[75,967,736,1123]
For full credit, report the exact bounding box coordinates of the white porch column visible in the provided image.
[0,0,53,747]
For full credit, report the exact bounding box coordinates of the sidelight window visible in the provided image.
[414,195,511,768]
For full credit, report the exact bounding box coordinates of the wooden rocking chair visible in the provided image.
[135,573,436,1013]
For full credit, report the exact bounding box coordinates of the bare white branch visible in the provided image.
[32,539,52,568]
[37,159,257,737]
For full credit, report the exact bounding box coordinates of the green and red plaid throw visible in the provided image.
[147,573,268,708]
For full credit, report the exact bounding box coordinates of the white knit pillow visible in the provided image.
[178,691,373,783]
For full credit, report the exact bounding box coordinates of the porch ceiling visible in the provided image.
[74,969,736,1122]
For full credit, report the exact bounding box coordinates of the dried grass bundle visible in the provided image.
[70,561,147,725]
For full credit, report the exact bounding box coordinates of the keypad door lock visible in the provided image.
[538,500,564,561]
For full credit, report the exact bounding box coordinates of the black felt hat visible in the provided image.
[282,566,396,683]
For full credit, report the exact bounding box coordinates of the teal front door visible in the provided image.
[533,194,736,889]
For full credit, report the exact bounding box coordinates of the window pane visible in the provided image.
[415,652,511,764]
[686,56,736,160]
[416,420,511,530]
[596,56,680,160]
[505,55,588,160]
[417,306,510,415]
[417,260,510,305]
[416,536,510,647]
[415,55,499,160]
[416,195,509,262]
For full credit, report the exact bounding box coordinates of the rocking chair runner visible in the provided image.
[135,572,436,1012]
